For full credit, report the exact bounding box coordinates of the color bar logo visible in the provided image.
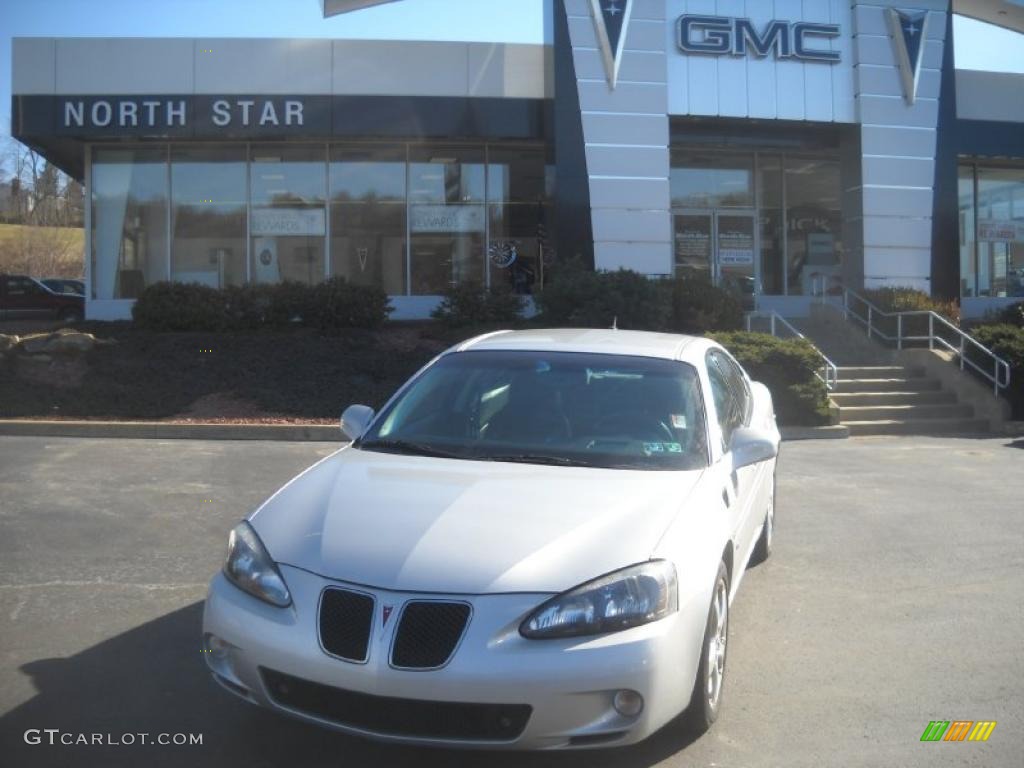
[920,720,996,742]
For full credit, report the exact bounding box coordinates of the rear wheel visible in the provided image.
[59,307,83,324]
[683,560,729,734]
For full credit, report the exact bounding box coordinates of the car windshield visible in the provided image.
[357,350,709,471]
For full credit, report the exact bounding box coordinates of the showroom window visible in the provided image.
[330,145,407,294]
[959,163,1024,298]
[250,145,327,285]
[408,144,487,294]
[170,146,247,288]
[487,145,548,295]
[90,147,169,299]
[783,158,842,296]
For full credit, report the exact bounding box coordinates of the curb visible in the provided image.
[0,420,340,442]
[780,425,850,440]
[1,419,850,443]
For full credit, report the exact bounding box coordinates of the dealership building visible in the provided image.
[10,0,1024,320]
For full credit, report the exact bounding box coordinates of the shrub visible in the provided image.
[861,287,960,325]
[711,331,831,426]
[535,262,670,330]
[131,282,228,331]
[312,277,392,330]
[972,323,1024,418]
[985,301,1024,329]
[666,274,744,334]
[133,279,391,332]
[431,282,526,327]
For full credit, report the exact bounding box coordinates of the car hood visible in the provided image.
[250,446,704,594]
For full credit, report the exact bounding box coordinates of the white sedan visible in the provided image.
[202,328,779,749]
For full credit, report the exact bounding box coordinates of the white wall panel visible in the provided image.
[745,0,778,118]
[594,242,674,275]
[592,209,672,242]
[716,0,748,117]
[198,39,332,94]
[56,39,194,94]
[589,177,671,209]
[13,38,55,94]
[582,112,670,145]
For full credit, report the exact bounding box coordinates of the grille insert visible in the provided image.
[261,667,531,741]
[318,588,374,663]
[391,600,471,669]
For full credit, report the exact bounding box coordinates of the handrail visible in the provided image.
[744,310,839,391]
[810,276,1011,396]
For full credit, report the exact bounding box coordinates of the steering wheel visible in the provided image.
[590,411,675,442]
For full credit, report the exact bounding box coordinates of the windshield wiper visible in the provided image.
[481,453,599,468]
[357,439,465,459]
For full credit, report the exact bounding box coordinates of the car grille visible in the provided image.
[261,668,531,742]
[391,600,471,669]
[318,588,374,663]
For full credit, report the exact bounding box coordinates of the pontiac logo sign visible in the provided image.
[589,0,633,89]
[886,8,929,104]
[677,15,841,63]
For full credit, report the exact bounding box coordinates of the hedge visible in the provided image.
[711,331,832,427]
[431,282,526,327]
[535,262,743,334]
[971,323,1024,419]
[132,279,392,331]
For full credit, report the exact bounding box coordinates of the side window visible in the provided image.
[8,278,44,296]
[717,352,752,426]
[706,351,743,450]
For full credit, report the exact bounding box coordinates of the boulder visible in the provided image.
[0,334,19,356]
[19,330,99,355]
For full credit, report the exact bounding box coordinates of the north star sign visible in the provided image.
[677,15,841,63]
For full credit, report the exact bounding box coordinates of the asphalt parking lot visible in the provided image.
[1,434,1021,767]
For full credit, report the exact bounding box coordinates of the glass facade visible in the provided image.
[91,147,169,299]
[959,162,1024,298]
[90,142,549,299]
[669,149,842,298]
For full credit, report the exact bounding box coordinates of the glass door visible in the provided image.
[715,210,757,308]
[673,209,758,308]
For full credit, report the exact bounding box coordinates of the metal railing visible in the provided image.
[744,310,839,391]
[810,276,1011,396]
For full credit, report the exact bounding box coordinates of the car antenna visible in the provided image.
[611,316,618,330]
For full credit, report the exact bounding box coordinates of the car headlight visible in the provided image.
[223,521,292,608]
[520,560,678,639]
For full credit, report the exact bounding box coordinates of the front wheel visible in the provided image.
[682,560,729,734]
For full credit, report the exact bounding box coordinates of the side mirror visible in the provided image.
[340,404,375,442]
[729,426,779,470]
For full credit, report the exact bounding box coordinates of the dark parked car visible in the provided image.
[0,275,84,322]
[41,278,86,296]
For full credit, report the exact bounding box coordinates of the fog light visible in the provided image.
[205,633,230,661]
[613,689,644,717]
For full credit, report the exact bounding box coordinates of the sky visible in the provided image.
[1,0,1022,145]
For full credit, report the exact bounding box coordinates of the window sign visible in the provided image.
[251,208,326,237]
[410,205,485,234]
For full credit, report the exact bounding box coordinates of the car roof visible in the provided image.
[455,328,717,364]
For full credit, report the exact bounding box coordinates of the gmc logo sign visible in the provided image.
[677,15,841,63]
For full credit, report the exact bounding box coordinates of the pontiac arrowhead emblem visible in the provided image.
[886,8,929,105]
[589,0,633,89]
[382,605,394,627]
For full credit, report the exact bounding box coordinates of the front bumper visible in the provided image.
[202,565,706,750]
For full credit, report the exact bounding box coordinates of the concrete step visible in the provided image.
[830,390,958,407]
[833,377,942,393]
[837,365,925,379]
[838,403,974,421]
[844,417,990,436]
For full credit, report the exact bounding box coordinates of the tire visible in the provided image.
[683,560,730,735]
[749,472,776,566]
[59,308,83,324]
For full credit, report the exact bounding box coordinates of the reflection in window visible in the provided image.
[171,146,247,288]
[91,147,169,299]
[758,155,785,296]
[670,151,753,208]
[409,145,486,294]
[974,165,1024,298]
[959,165,977,297]
[487,145,548,295]
[330,145,407,294]
[784,158,842,296]
[250,145,326,285]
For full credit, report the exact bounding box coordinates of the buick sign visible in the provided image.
[677,15,841,63]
